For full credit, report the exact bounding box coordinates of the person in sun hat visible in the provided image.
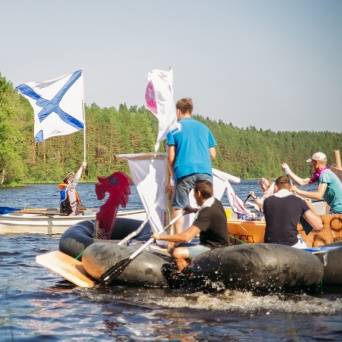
[58,161,87,215]
[247,177,275,211]
[281,152,342,214]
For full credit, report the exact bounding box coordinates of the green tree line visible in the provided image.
[0,73,341,185]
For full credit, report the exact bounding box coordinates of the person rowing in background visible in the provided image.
[282,152,342,214]
[153,180,229,271]
[247,177,275,211]
[58,162,87,216]
[263,176,323,248]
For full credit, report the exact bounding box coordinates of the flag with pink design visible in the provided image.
[145,69,178,151]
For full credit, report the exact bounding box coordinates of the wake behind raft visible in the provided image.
[59,217,334,293]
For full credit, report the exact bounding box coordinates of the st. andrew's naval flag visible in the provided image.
[16,69,85,142]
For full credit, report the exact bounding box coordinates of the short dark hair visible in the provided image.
[275,175,290,188]
[194,180,213,199]
[176,98,193,114]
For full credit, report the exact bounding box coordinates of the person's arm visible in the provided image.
[303,210,323,231]
[153,225,200,243]
[254,197,264,211]
[209,147,216,161]
[166,145,175,193]
[208,130,217,161]
[72,162,87,186]
[294,183,327,201]
[281,163,310,186]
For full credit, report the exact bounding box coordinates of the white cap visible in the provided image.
[306,152,327,163]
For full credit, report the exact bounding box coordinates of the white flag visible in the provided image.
[212,168,250,215]
[183,169,250,228]
[145,69,178,151]
[16,69,85,142]
[117,153,168,234]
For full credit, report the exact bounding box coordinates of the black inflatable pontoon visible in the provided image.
[60,220,342,292]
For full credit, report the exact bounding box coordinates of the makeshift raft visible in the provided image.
[51,218,342,292]
[229,213,342,248]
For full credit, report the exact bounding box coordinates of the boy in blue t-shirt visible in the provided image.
[166,98,217,233]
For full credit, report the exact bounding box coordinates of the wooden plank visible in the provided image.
[227,220,266,244]
[36,251,95,288]
[331,166,342,181]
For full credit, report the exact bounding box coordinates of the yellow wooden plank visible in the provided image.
[36,251,95,288]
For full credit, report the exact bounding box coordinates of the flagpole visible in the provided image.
[82,69,86,165]
[82,99,86,164]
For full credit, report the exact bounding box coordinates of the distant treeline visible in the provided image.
[0,73,341,185]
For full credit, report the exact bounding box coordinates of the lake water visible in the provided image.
[0,182,342,341]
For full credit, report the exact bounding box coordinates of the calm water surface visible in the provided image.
[0,182,341,341]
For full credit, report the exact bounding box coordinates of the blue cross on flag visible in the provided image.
[16,69,85,142]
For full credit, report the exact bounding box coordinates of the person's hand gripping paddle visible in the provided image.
[99,206,197,285]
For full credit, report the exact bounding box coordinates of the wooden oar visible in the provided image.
[36,208,190,288]
[99,211,186,285]
[36,251,95,288]
[243,191,256,204]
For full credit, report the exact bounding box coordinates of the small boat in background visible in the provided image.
[0,208,146,235]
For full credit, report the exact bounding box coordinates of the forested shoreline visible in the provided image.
[0,73,341,185]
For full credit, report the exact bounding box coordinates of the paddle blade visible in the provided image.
[99,258,132,285]
[36,251,95,288]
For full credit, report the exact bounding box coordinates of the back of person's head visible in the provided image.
[176,98,193,114]
[194,180,213,199]
[275,175,291,190]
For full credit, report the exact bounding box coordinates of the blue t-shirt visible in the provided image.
[166,118,217,180]
[319,169,342,213]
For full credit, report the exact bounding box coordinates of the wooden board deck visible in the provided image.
[228,219,266,244]
[36,251,95,288]
[228,213,342,247]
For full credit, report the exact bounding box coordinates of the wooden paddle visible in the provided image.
[36,251,95,288]
[99,210,187,285]
[36,208,192,288]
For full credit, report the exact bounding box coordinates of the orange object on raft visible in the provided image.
[227,214,342,248]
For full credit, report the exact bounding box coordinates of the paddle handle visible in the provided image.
[129,212,184,260]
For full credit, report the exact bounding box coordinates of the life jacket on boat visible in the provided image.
[58,183,82,215]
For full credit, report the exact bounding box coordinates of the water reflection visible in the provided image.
[0,184,342,341]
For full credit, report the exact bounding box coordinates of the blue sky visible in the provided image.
[1,0,341,132]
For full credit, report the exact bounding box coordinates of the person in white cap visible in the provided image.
[281,152,342,214]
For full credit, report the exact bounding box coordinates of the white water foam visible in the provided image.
[150,290,342,315]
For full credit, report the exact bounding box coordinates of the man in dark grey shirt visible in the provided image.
[153,180,229,271]
[263,176,323,248]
